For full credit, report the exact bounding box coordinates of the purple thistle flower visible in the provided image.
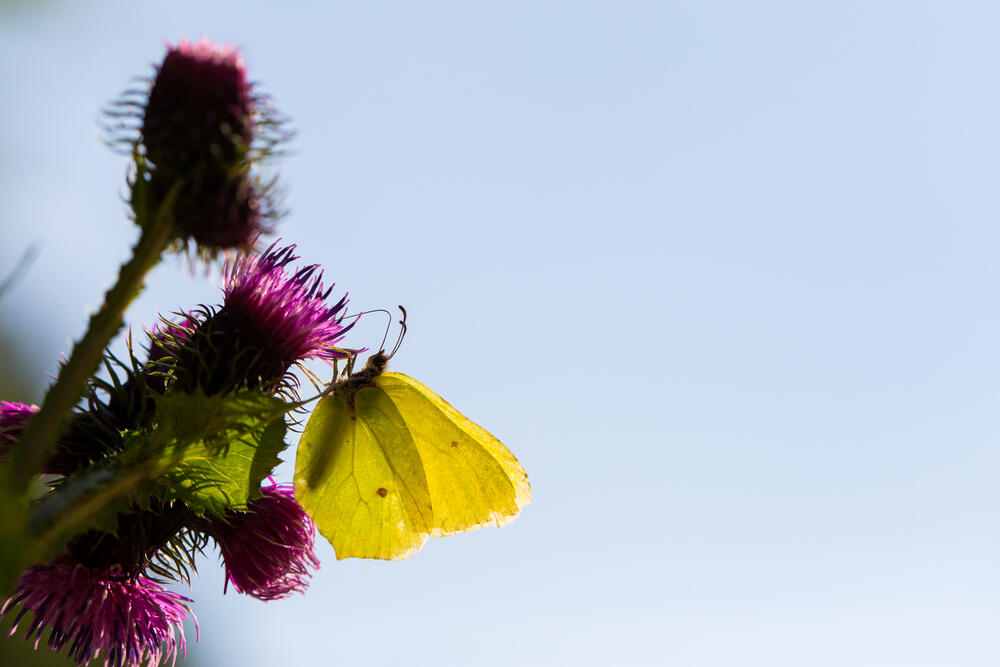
[145,316,200,366]
[142,39,254,173]
[223,243,353,364]
[0,401,38,458]
[205,480,320,601]
[109,38,287,253]
[147,164,270,253]
[2,556,193,667]
[172,243,354,395]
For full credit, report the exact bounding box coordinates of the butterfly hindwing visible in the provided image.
[295,386,432,560]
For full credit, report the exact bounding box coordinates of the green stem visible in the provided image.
[11,218,174,490]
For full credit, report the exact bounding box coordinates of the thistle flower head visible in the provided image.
[171,243,354,395]
[2,556,193,667]
[142,39,253,172]
[147,162,272,253]
[223,243,353,362]
[0,401,38,458]
[205,480,320,601]
[41,347,154,476]
[106,38,288,254]
[145,315,200,366]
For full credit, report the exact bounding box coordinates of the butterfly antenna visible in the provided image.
[386,305,408,360]
[341,307,392,355]
[331,309,391,377]
[359,307,394,354]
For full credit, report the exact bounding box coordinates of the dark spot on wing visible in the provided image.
[376,487,388,497]
[450,441,458,447]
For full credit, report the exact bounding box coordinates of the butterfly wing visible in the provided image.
[295,387,433,560]
[375,372,531,537]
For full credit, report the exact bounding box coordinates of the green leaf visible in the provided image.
[152,389,288,515]
[29,459,127,535]
[3,456,147,592]
[14,390,289,572]
[24,454,151,566]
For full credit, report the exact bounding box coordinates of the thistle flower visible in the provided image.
[0,401,38,458]
[171,243,354,395]
[41,350,153,476]
[150,169,269,252]
[223,243,352,363]
[141,39,254,173]
[1,556,193,667]
[202,480,319,601]
[106,38,287,253]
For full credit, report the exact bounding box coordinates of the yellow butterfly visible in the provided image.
[294,350,531,560]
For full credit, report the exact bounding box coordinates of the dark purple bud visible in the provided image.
[142,39,254,174]
[149,168,269,252]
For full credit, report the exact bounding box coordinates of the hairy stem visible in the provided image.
[11,218,174,490]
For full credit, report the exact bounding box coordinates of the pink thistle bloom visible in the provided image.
[0,401,39,458]
[2,557,193,667]
[174,243,354,395]
[223,243,353,364]
[207,480,320,601]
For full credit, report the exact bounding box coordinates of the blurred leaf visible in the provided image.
[0,309,77,666]
[0,465,30,597]
[0,634,79,667]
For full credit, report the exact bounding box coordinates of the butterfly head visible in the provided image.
[331,306,405,405]
[362,350,389,375]
[333,350,388,404]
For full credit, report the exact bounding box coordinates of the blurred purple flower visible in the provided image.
[2,556,193,667]
[206,480,320,601]
[0,401,38,459]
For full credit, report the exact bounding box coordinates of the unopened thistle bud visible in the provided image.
[110,38,287,254]
[149,166,268,252]
[142,40,254,173]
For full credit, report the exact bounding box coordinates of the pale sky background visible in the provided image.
[1,2,999,666]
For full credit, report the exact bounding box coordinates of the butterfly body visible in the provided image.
[294,356,530,560]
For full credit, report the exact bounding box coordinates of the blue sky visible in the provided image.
[1,2,998,665]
